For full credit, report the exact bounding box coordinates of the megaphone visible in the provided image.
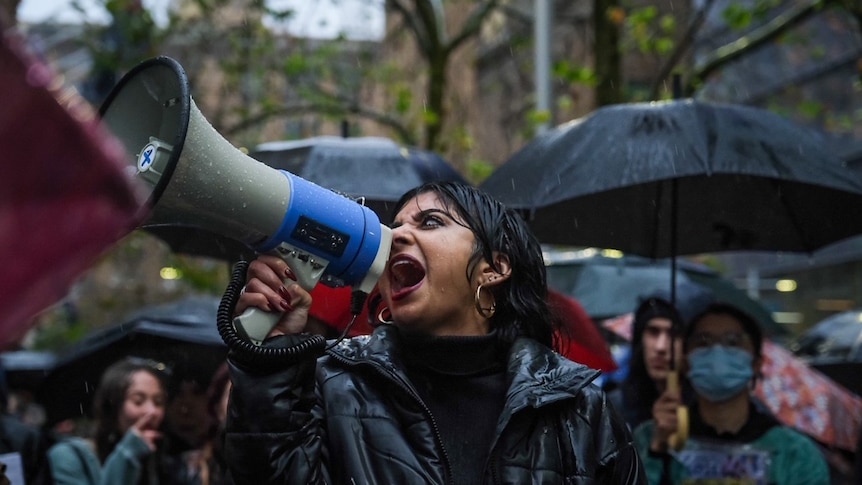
[99,56,392,344]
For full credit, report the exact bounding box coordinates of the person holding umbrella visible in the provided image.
[633,302,829,484]
[222,181,645,483]
[609,284,713,431]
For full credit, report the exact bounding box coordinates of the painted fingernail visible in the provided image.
[280,299,293,312]
[284,268,297,281]
[278,286,291,299]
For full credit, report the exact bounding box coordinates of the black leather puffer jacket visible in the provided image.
[225,325,645,484]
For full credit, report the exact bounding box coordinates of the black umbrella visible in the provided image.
[792,309,862,363]
[38,295,227,426]
[481,99,862,257]
[249,136,468,224]
[790,309,862,396]
[543,249,785,337]
[0,350,57,395]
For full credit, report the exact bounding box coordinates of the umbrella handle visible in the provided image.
[666,370,689,451]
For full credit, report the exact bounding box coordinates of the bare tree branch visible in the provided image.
[389,0,433,56]
[224,102,417,145]
[446,1,499,55]
[648,0,718,100]
[691,0,824,91]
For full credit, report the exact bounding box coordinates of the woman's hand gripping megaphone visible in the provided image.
[233,254,316,345]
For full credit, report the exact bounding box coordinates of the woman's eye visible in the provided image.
[421,215,444,227]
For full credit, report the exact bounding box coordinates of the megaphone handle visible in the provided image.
[666,370,689,450]
[232,248,325,346]
[233,308,282,346]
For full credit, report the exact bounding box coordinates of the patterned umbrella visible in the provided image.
[602,313,862,451]
[757,340,862,451]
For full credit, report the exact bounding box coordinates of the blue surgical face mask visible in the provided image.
[687,346,754,402]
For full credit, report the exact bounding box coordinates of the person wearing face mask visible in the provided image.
[47,357,169,485]
[632,302,829,485]
[222,181,645,484]
[609,284,713,432]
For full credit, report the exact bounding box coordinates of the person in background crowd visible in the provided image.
[47,356,169,485]
[608,285,713,431]
[223,181,645,484]
[162,363,234,485]
[0,360,54,485]
[633,302,829,485]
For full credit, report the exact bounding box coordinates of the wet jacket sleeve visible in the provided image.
[48,439,99,485]
[99,430,152,485]
[595,389,648,484]
[224,335,330,485]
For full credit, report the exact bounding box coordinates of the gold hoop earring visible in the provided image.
[474,284,496,319]
[377,307,394,325]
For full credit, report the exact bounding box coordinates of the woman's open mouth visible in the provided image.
[388,254,426,300]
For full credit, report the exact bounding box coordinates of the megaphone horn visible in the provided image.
[99,56,391,344]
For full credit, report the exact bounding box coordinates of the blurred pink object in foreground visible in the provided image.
[0,32,145,349]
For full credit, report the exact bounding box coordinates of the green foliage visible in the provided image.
[722,2,755,29]
[721,0,782,30]
[28,317,91,352]
[528,109,552,127]
[466,158,495,185]
[284,53,309,76]
[395,85,414,114]
[797,99,825,120]
[623,6,677,56]
[553,61,597,86]
[423,109,441,127]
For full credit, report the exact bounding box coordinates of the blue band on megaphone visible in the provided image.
[260,171,384,287]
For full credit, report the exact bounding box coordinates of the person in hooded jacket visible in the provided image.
[223,181,645,484]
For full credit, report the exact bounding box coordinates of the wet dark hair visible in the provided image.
[92,356,170,463]
[684,302,763,357]
[392,182,555,348]
[620,297,686,427]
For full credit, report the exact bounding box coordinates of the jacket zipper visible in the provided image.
[327,352,455,485]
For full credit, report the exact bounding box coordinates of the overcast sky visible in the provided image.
[17,0,385,41]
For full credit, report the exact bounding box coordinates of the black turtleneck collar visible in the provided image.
[398,329,508,377]
[690,401,780,442]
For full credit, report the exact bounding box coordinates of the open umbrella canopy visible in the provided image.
[481,99,862,257]
[543,248,785,338]
[789,310,862,395]
[0,350,57,395]
[250,136,468,223]
[38,295,227,426]
[757,340,862,451]
[791,309,862,363]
